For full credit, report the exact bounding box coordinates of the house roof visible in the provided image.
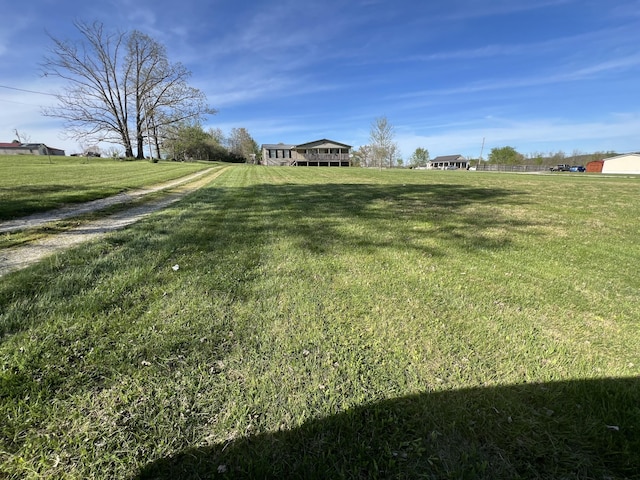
[261,143,296,150]
[431,154,466,162]
[261,139,352,150]
[602,153,640,162]
[295,139,352,149]
[0,142,60,149]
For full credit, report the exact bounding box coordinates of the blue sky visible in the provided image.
[1,0,639,159]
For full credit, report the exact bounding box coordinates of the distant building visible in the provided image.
[0,141,66,156]
[586,160,604,173]
[261,139,351,167]
[600,153,640,174]
[428,155,469,170]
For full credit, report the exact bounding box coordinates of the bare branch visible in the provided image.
[41,21,214,159]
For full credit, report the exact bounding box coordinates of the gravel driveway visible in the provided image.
[0,166,227,277]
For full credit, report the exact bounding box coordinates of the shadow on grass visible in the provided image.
[136,377,640,479]
[1,181,527,340]
[0,185,117,221]
[185,181,532,258]
[2,179,638,478]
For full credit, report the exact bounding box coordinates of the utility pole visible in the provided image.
[477,137,485,168]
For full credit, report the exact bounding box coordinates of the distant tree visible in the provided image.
[591,150,618,161]
[13,129,31,143]
[352,145,373,167]
[528,151,546,166]
[409,147,429,167]
[569,149,584,165]
[208,127,226,145]
[389,143,401,168]
[42,21,215,159]
[162,123,217,161]
[104,146,123,158]
[550,150,566,163]
[369,116,398,168]
[228,127,259,163]
[396,157,404,168]
[488,146,523,165]
[78,140,102,157]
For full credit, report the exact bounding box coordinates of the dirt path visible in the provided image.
[0,167,218,234]
[0,166,228,277]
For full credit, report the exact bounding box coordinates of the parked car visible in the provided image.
[569,165,586,172]
[550,164,571,171]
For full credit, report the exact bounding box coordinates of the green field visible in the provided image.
[1,166,639,478]
[0,155,211,221]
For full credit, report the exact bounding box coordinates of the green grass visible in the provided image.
[0,155,212,220]
[1,166,639,478]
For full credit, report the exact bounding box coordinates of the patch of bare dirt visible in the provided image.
[0,167,227,277]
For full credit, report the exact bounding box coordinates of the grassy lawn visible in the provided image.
[1,166,639,478]
[0,155,212,221]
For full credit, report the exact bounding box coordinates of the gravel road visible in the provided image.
[0,166,226,277]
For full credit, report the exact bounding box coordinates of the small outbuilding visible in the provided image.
[586,160,604,173]
[0,141,66,156]
[601,153,640,174]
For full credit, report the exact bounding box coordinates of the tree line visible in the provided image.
[358,122,618,169]
[480,146,619,167]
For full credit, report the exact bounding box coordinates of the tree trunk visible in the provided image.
[136,134,145,159]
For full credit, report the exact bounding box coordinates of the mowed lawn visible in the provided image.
[1,166,639,479]
[0,155,212,221]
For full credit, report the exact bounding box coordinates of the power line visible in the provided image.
[0,85,56,96]
[0,97,44,107]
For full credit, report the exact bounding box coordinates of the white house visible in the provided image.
[428,155,469,170]
[601,153,640,174]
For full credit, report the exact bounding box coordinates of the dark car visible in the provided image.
[569,165,585,172]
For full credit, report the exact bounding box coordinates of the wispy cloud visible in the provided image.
[439,0,575,21]
[391,52,640,103]
[397,114,640,157]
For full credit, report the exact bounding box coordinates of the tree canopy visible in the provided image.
[42,21,215,159]
[227,128,260,163]
[409,147,430,168]
[487,146,523,165]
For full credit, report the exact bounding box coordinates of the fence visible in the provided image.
[475,164,549,172]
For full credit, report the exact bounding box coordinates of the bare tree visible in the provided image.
[228,127,259,163]
[42,21,214,159]
[208,127,226,146]
[352,145,372,167]
[369,116,398,168]
[13,129,32,143]
[127,31,216,159]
